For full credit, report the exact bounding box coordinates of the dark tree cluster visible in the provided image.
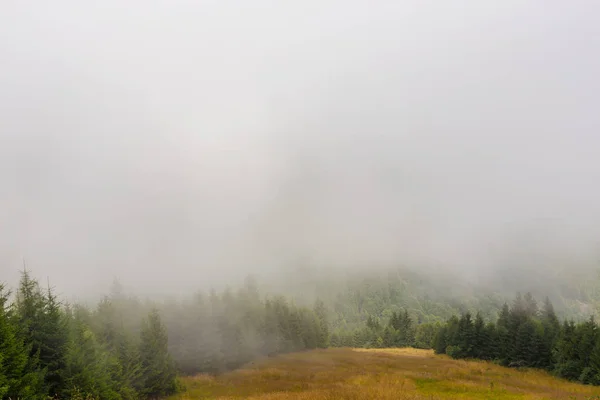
[433,293,600,385]
[0,270,178,400]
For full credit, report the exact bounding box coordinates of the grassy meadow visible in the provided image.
[169,348,600,400]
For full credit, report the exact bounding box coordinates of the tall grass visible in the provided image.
[170,348,600,399]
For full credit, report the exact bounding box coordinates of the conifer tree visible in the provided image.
[433,325,447,354]
[588,337,600,385]
[553,320,579,380]
[523,292,538,318]
[115,330,143,399]
[62,306,122,400]
[484,322,500,360]
[0,284,41,399]
[15,269,50,397]
[539,297,559,368]
[576,316,598,383]
[456,312,475,358]
[472,313,488,359]
[314,299,329,348]
[139,309,178,398]
[41,283,69,397]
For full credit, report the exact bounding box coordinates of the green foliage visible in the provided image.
[314,299,329,348]
[62,307,122,400]
[0,283,40,399]
[8,264,600,397]
[139,309,178,398]
[431,292,600,387]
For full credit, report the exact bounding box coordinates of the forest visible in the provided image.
[0,270,327,399]
[2,266,600,399]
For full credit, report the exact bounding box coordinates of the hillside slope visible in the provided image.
[170,348,600,400]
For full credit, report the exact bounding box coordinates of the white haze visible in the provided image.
[1,1,600,298]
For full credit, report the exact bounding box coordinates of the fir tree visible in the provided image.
[472,313,489,359]
[40,283,69,397]
[314,299,330,348]
[14,268,49,397]
[0,284,41,399]
[62,307,121,400]
[139,309,178,398]
[433,325,447,354]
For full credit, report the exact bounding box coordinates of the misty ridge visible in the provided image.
[1,1,600,300]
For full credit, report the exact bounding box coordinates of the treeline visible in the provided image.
[0,270,178,399]
[344,291,600,386]
[278,265,600,334]
[159,277,329,374]
[7,265,600,397]
[0,272,328,399]
[433,293,600,385]
[284,267,510,331]
[332,308,438,349]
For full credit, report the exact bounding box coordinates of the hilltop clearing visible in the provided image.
[170,348,600,399]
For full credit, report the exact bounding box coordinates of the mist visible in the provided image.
[2,1,600,298]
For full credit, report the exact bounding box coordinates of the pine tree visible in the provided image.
[512,319,535,367]
[62,306,121,400]
[472,313,488,359]
[115,330,143,399]
[541,297,559,330]
[484,322,500,360]
[139,309,178,398]
[539,297,560,369]
[455,312,475,358]
[576,316,598,383]
[14,268,49,397]
[40,283,69,397]
[313,299,329,348]
[433,325,447,354]
[399,310,415,347]
[588,336,600,385]
[497,303,510,330]
[495,302,511,363]
[554,320,579,380]
[523,292,538,318]
[0,283,41,399]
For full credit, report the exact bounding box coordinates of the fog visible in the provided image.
[2,1,600,298]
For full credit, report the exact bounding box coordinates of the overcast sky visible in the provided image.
[1,1,600,297]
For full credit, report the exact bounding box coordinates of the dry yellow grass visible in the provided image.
[169,348,600,400]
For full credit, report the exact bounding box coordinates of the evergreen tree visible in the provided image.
[62,308,122,399]
[139,309,178,398]
[314,299,330,348]
[455,312,474,358]
[472,313,489,359]
[0,284,41,399]
[576,316,598,383]
[512,319,536,367]
[14,269,50,397]
[588,336,600,385]
[484,322,500,360]
[41,283,69,397]
[497,303,510,330]
[433,325,447,354]
[539,297,560,369]
[115,331,143,399]
[523,292,538,318]
[553,320,579,380]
